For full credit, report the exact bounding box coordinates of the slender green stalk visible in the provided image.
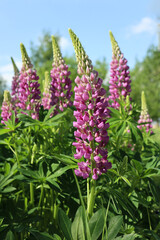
[87,178,90,210]
[15,232,18,240]
[20,232,24,240]
[7,142,20,167]
[73,170,91,240]
[147,207,152,230]
[87,179,96,219]
[38,184,44,209]
[73,170,85,209]
[30,182,34,207]
[50,189,54,215]
[24,197,28,212]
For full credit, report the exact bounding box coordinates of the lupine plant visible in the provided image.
[137,91,153,134]
[1,90,13,124]
[50,35,73,114]
[18,43,41,119]
[69,28,111,219]
[108,31,131,109]
[42,71,52,110]
[0,30,159,240]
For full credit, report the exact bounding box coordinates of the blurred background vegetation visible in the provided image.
[0,31,160,124]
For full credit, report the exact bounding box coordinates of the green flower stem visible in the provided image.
[147,207,152,230]
[38,184,44,209]
[30,182,34,207]
[73,170,91,239]
[53,202,59,226]
[87,178,90,210]
[15,232,18,240]
[87,178,96,219]
[20,232,24,240]
[50,189,54,214]
[24,197,28,212]
[73,170,85,209]
[7,141,20,167]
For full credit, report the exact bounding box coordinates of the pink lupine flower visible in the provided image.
[69,29,111,180]
[11,57,20,105]
[50,36,73,114]
[1,91,13,125]
[17,43,41,119]
[42,71,52,110]
[137,91,153,134]
[108,31,131,109]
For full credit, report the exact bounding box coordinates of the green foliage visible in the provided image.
[0,32,160,240]
[94,57,108,80]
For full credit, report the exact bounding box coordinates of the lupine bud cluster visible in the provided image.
[1,91,13,124]
[69,29,111,180]
[137,91,153,134]
[11,57,20,104]
[50,36,72,114]
[42,71,52,110]
[17,43,41,119]
[108,31,131,109]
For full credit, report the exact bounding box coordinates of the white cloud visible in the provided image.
[59,37,71,50]
[127,17,157,37]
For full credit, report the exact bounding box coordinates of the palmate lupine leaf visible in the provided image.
[0,163,17,194]
[107,215,123,240]
[18,163,75,190]
[89,208,105,240]
[71,206,91,240]
[30,230,57,240]
[58,208,72,240]
[5,230,15,240]
[52,154,79,165]
[17,106,66,127]
[71,207,83,240]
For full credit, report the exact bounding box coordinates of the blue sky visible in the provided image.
[0,0,160,87]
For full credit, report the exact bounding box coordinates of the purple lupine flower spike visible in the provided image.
[1,91,13,125]
[137,91,153,134]
[109,31,131,109]
[42,71,52,110]
[69,28,111,180]
[18,43,41,119]
[11,57,20,105]
[50,36,73,114]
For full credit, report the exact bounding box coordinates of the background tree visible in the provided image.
[0,76,6,106]
[94,57,108,80]
[130,45,160,123]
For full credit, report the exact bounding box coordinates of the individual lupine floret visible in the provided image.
[137,91,153,134]
[42,71,52,110]
[109,31,131,109]
[18,43,41,119]
[50,36,73,114]
[1,90,13,124]
[11,57,20,104]
[69,29,111,180]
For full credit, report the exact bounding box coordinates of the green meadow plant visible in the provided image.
[0,30,159,240]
